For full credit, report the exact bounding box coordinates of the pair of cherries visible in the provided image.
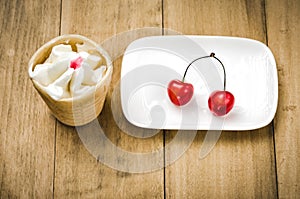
[167,53,235,116]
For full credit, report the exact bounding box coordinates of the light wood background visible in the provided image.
[0,0,299,198]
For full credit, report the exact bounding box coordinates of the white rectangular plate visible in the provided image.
[121,36,278,130]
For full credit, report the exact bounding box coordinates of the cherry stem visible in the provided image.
[182,52,226,91]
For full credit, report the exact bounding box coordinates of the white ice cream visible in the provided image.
[30,44,106,100]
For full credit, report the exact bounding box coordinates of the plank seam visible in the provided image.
[52,1,63,198]
[52,121,57,199]
[163,131,166,199]
[59,0,62,36]
[263,0,279,198]
[161,0,167,198]
[162,1,166,198]
[263,0,269,45]
[271,122,279,199]
[162,0,164,35]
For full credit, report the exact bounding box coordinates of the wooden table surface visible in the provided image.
[0,0,299,198]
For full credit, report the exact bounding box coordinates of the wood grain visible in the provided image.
[266,0,300,198]
[164,0,277,198]
[0,0,60,198]
[54,0,164,198]
[0,0,299,198]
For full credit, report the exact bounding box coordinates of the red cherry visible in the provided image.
[208,91,235,116]
[70,56,83,69]
[167,53,235,116]
[167,79,194,106]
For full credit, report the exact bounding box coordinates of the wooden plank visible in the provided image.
[0,0,60,198]
[164,0,277,198]
[266,0,300,197]
[54,0,164,198]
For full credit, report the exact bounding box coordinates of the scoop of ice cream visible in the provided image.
[30,44,106,100]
